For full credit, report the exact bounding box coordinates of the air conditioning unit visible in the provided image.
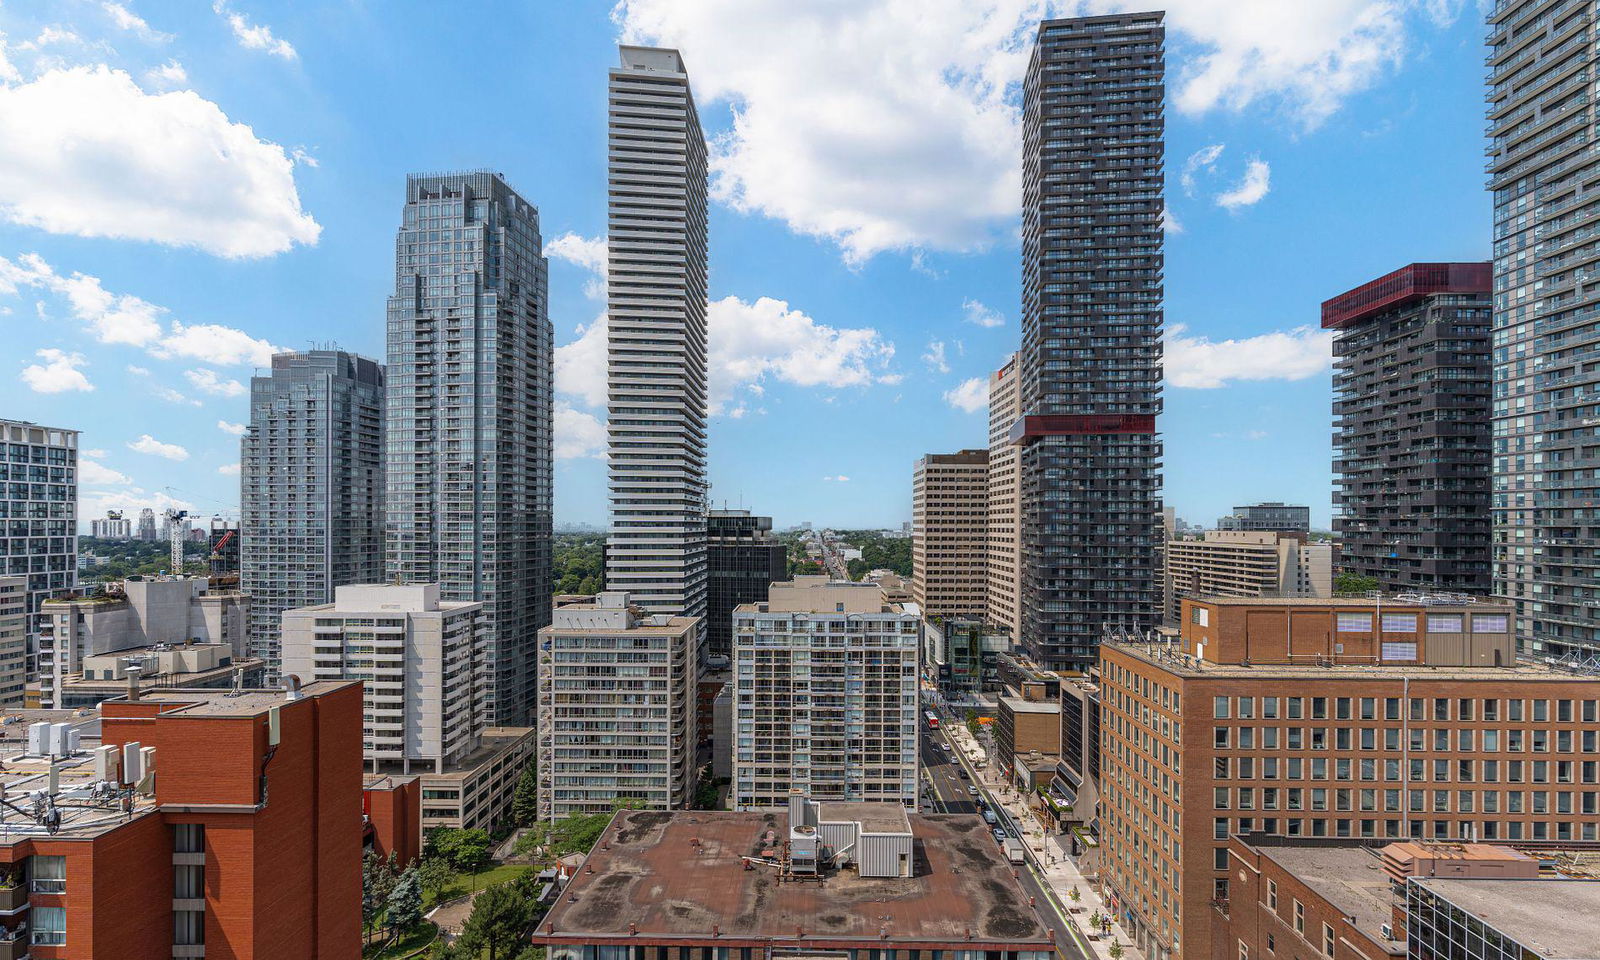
[1380,923,1394,941]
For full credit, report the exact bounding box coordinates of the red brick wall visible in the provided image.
[366,778,422,866]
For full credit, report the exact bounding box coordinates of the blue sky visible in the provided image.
[0,0,1491,531]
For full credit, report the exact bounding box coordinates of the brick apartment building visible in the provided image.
[0,679,362,959]
[1099,596,1600,960]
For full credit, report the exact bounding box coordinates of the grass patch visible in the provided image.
[364,921,438,959]
[427,864,533,908]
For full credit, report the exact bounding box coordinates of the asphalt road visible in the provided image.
[921,726,1091,960]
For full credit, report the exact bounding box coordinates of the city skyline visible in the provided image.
[0,2,1489,532]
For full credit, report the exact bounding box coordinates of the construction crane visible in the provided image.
[163,509,189,574]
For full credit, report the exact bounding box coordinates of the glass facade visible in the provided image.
[1018,15,1165,670]
[385,172,554,726]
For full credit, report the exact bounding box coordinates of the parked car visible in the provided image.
[967,785,979,796]
[992,828,1008,844]
[982,809,998,826]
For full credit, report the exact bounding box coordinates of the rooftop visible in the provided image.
[1414,877,1600,960]
[535,810,1052,947]
[1000,696,1061,714]
[123,680,358,717]
[1105,641,1581,683]
[1250,844,1401,955]
[1190,595,1508,609]
[816,801,910,835]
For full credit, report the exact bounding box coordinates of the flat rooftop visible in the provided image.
[537,810,1052,947]
[0,731,155,841]
[1415,878,1600,960]
[122,680,358,717]
[1193,596,1508,609]
[817,801,910,835]
[1001,696,1061,714]
[1106,642,1580,682]
[1254,844,1401,955]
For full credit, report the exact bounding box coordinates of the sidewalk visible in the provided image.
[945,723,1141,960]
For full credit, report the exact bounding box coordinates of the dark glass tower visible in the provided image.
[384,172,554,727]
[1016,13,1165,670]
[1327,263,1493,594]
[704,509,785,660]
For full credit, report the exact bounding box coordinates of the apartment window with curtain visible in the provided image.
[31,905,65,945]
[30,855,65,893]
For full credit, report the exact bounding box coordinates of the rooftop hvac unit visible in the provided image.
[93,744,120,782]
[50,723,72,758]
[122,741,144,785]
[26,722,46,756]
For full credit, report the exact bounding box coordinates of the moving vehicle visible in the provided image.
[1003,836,1026,864]
[992,828,1007,844]
[967,785,979,796]
[924,710,940,731]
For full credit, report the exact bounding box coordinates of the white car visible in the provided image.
[967,785,979,796]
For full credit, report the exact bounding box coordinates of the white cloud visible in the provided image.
[547,233,608,299]
[1181,143,1226,196]
[822,475,850,483]
[1165,322,1333,388]
[0,66,319,258]
[290,146,318,168]
[555,404,607,460]
[20,348,92,393]
[942,376,989,413]
[217,463,241,476]
[82,449,107,459]
[962,298,1004,328]
[127,434,189,461]
[213,1,297,59]
[615,1,1445,263]
[0,34,19,85]
[1216,158,1272,209]
[80,459,132,486]
[922,341,950,374]
[146,61,187,86]
[17,27,84,52]
[184,367,246,397]
[707,295,897,412]
[217,420,246,436]
[1162,208,1184,235]
[554,314,609,409]
[103,3,172,42]
[126,365,150,376]
[0,253,280,365]
[153,386,200,406]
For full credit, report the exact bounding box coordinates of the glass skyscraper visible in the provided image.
[1487,0,1600,656]
[385,171,554,726]
[240,350,385,678]
[1016,13,1165,670]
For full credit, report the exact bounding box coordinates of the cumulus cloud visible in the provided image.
[0,253,280,366]
[963,298,1004,328]
[922,341,950,374]
[555,405,607,460]
[1166,322,1333,388]
[943,376,989,413]
[217,463,241,476]
[103,2,172,42]
[707,295,897,412]
[547,233,608,299]
[80,459,132,486]
[0,67,319,258]
[153,386,200,406]
[20,348,92,393]
[127,434,189,461]
[184,368,246,397]
[1162,209,1184,235]
[217,420,247,436]
[614,0,1446,263]
[213,1,297,59]
[1181,143,1226,196]
[126,365,150,376]
[554,314,609,409]
[146,61,187,86]
[1216,158,1272,209]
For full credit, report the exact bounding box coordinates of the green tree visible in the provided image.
[1109,942,1125,960]
[459,881,535,960]
[1334,572,1380,594]
[425,827,491,873]
[387,867,424,932]
[511,761,539,827]
[362,849,400,938]
[416,856,458,905]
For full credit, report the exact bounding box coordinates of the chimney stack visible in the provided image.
[126,662,142,702]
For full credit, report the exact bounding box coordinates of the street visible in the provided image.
[921,725,1091,960]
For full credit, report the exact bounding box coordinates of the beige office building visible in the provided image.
[1162,531,1333,624]
[912,449,988,619]
[986,353,1023,641]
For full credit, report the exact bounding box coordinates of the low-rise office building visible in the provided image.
[1162,531,1331,624]
[732,578,920,809]
[536,592,700,820]
[529,803,1057,960]
[34,577,248,709]
[1099,595,1600,960]
[43,642,265,709]
[996,693,1061,789]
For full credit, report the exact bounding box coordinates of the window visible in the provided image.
[1336,613,1372,633]
[1380,642,1418,661]
[1472,614,1509,633]
[30,855,65,893]
[31,905,65,946]
[1214,697,1231,719]
[1427,614,1464,633]
[1294,900,1305,935]
[1239,942,1249,960]
[1381,613,1417,632]
[1322,923,1335,957]
[1266,879,1278,910]
[1192,606,1209,626]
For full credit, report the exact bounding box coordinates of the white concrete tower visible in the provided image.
[604,45,710,617]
